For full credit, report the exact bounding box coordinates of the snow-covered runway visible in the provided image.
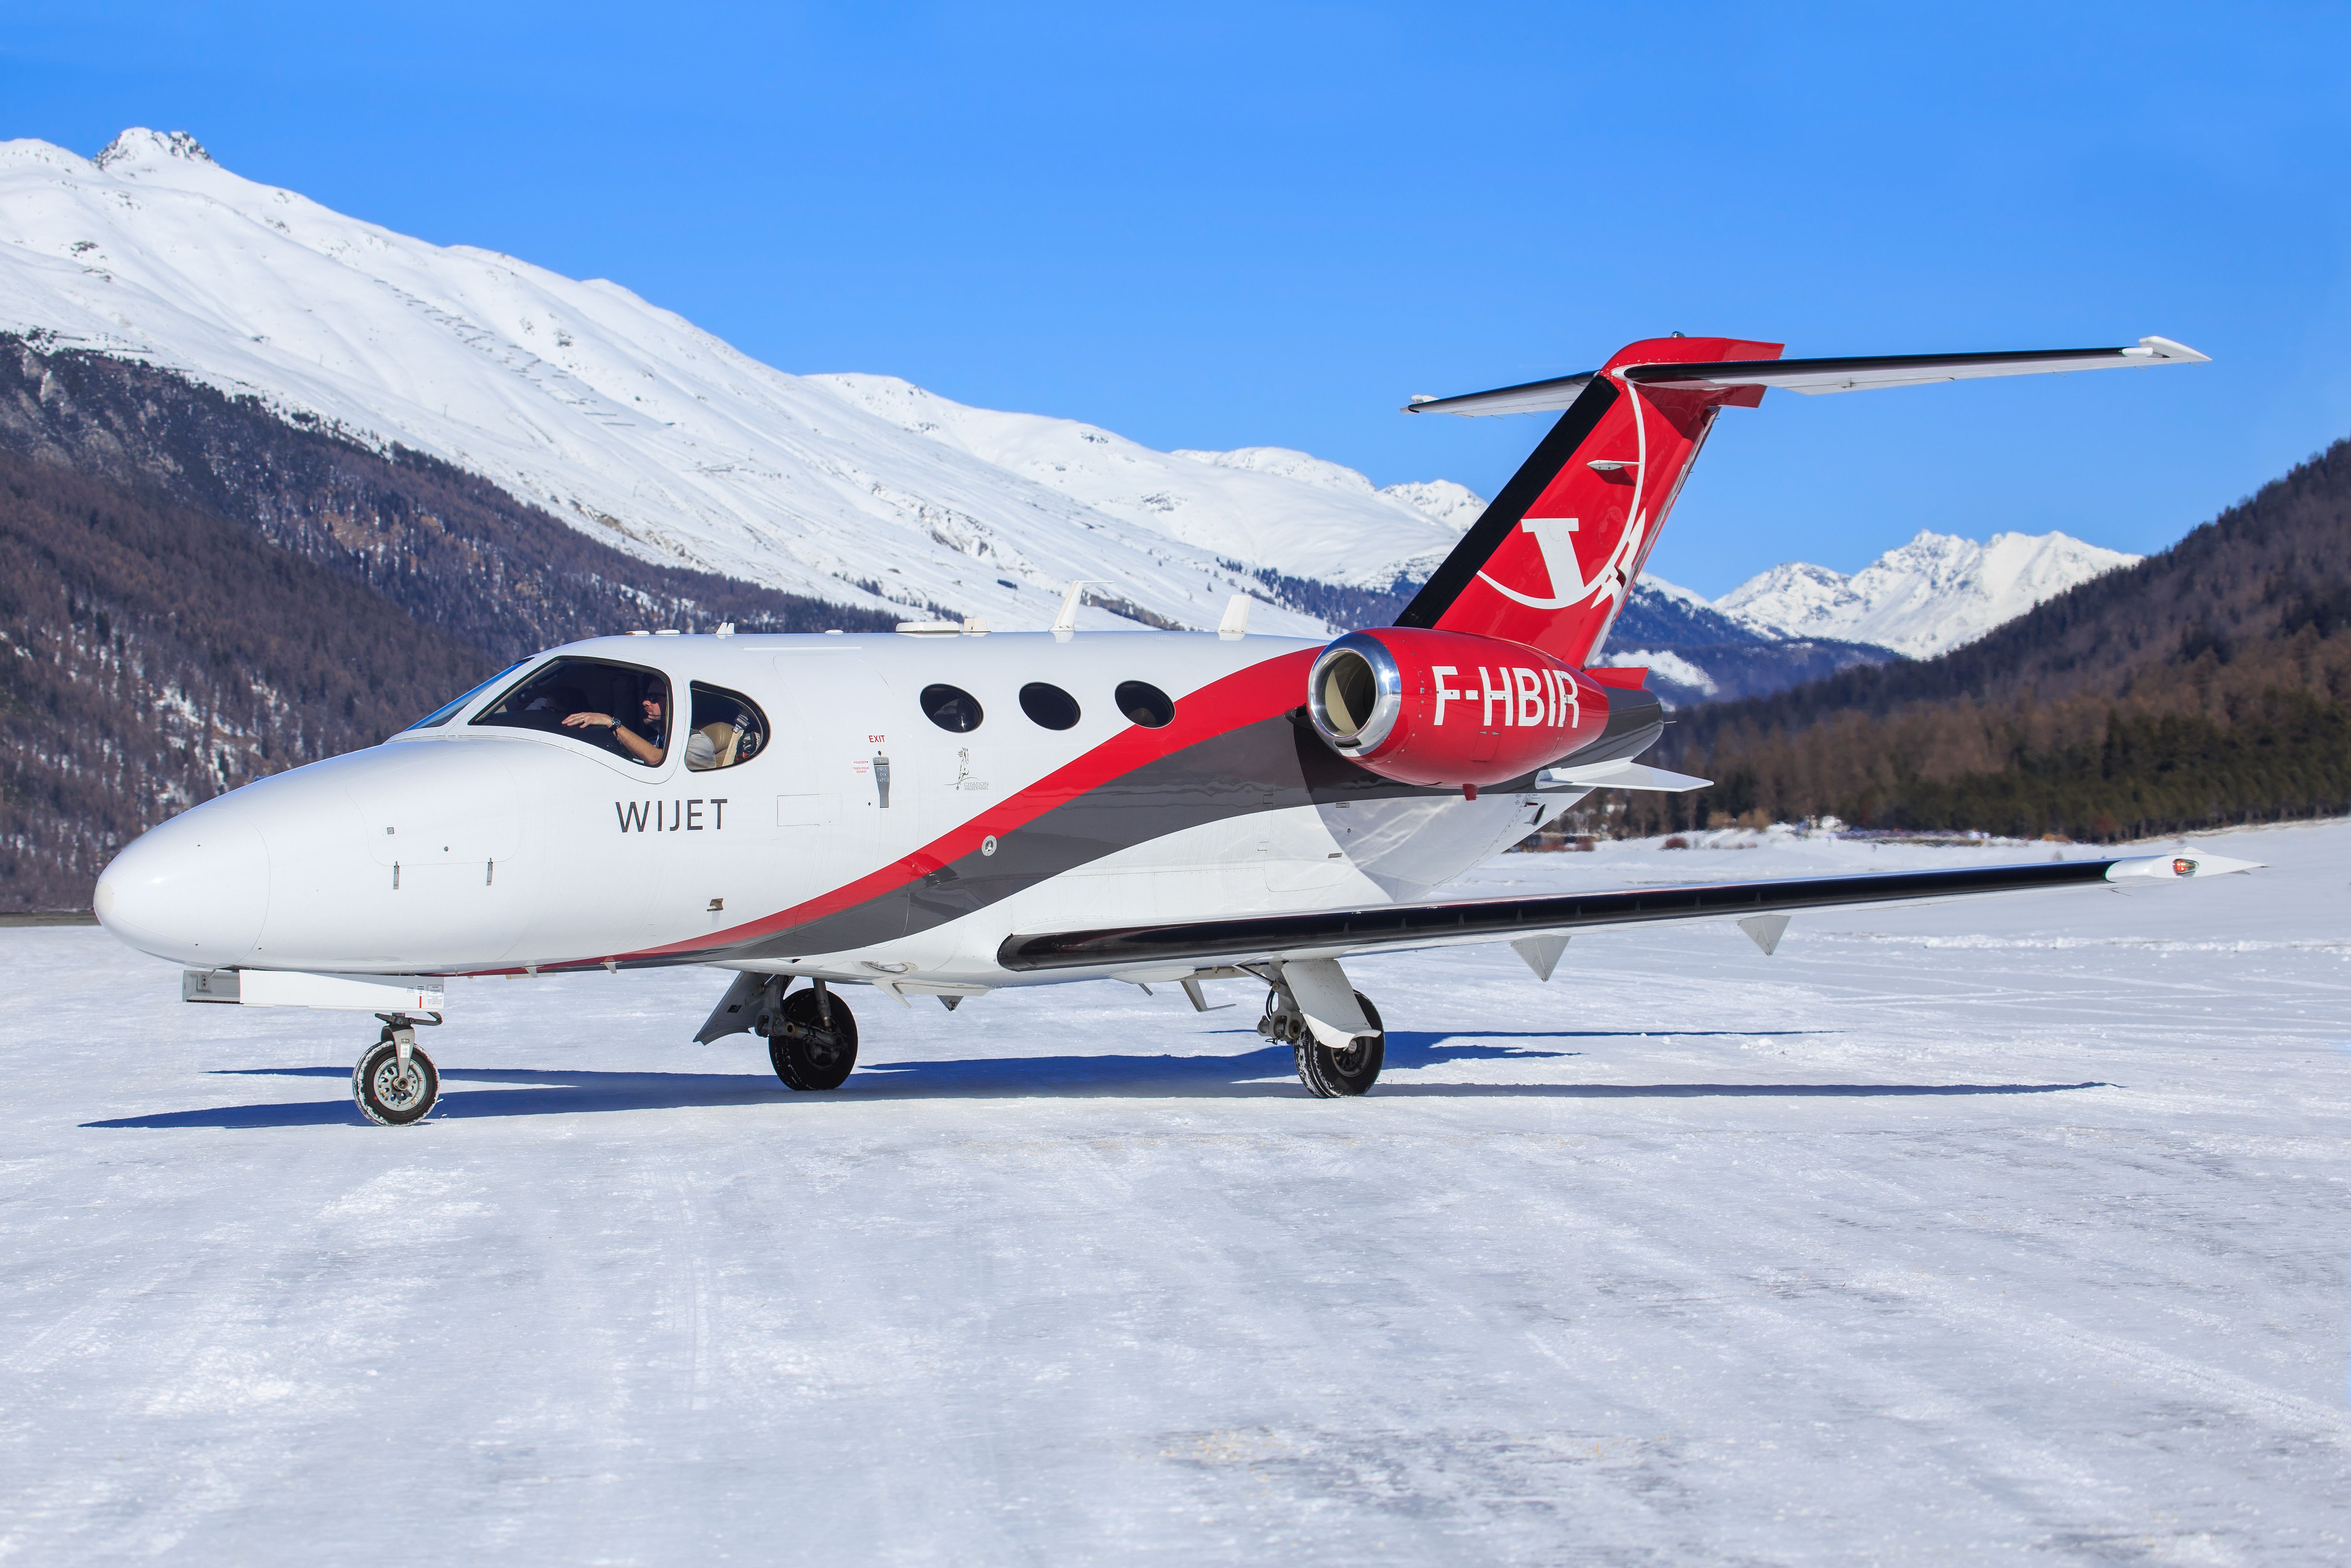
[6,825,2348,1563]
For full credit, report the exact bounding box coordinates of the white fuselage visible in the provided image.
[95,631,1574,992]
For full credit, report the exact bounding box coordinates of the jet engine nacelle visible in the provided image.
[1305,628,1614,788]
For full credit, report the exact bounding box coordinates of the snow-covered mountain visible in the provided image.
[0,129,2142,669]
[0,130,1471,634]
[1716,531,2140,658]
[806,380,1468,591]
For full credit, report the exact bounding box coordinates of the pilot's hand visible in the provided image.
[562,713,615,729]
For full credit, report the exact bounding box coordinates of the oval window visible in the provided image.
[1114,680,1175,728]
[1019,682,1081,731]
[921,683,984,733]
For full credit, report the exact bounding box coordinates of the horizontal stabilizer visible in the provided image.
[1539,760,1712,793]
[1405,373,1595,418]
[1404,337,2208,416]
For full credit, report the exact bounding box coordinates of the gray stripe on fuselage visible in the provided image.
[674,698,1664,967]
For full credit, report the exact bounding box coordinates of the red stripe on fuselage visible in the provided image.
[613,646,1320,964]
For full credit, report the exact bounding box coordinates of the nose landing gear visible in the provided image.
[354,1012,441,1125]
[766,982,859,1091]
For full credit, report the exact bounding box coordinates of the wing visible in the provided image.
[1403,337,2209,416]
[997,851,2256,974]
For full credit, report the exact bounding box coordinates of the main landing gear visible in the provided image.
[1259,982,1386,1098]
[766,982,860,1091]
[354,1011,441,1126]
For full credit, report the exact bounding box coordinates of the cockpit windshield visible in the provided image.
[408,663,527,731]
[470,657,673,767]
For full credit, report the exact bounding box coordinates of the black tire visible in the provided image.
[353,1037,439,1125]
[1294,990,1383,1098]
[768,988,859,1091]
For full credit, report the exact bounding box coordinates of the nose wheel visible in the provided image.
[354,1014,441,1125]
[767,985,859,1091]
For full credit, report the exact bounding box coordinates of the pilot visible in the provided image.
[562,688,668,765]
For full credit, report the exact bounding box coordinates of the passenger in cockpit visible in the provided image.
[563,687,668,766]
[685,710,760,771]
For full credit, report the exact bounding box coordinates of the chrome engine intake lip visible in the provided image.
[1307,632,1404,754]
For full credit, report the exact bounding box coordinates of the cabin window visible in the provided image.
[1019,682,1081,731]
[471,657,672,767]
[921,683,985,733]
[1114,680,1175,728]
[408,662,527,730]
[686,683,769,771]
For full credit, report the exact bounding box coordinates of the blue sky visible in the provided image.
[7,2,2349,594]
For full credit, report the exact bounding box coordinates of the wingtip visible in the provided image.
[2104,848,2261,882]
[2134,335,2212,364]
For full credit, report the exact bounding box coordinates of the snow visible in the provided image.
[0,132,1469,633]
[1717,530,2140,657]
[1596,647,1719,696]
[7,818,2348,1562]
[1630,573,1715,612]
[808,385,1469,589]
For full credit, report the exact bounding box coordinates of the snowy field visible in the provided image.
[6,823,2349,1565]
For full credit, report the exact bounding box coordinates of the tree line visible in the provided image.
[1610,437,2351,842]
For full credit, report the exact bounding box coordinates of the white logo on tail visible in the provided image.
[1477,512,1647,615]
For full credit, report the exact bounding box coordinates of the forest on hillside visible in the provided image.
[1612,437,2351,842]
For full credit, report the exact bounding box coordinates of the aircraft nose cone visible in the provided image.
[94,803,269,967]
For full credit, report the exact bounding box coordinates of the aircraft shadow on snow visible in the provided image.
[84,1029,2113,1129]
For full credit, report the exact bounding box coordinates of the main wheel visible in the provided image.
[1294,991,1384,1098]
[768,989,859,1091]
[353,1036,440,1125]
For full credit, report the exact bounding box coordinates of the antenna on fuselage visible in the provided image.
[1053,579,1108,641]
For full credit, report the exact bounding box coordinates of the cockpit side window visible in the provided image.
[471,657,672,767]
[685,682,769,772]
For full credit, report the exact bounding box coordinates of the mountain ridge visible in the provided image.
[1,127,2142,672]
[0,129,1483,636]
[1717,529,2140,657]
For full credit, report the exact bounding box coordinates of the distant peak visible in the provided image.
[95,129,215,172]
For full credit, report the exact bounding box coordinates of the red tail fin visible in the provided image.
[1395,335,1782,666]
